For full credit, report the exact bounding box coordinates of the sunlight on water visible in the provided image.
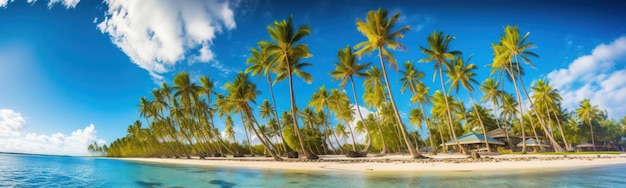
[1,153,625,187]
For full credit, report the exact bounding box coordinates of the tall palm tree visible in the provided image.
[419,31,465,154]
[446,55,491,152]
[399,61,426,152]
[362,66,391,154]
[576,98,599,151]
[492,25,559,153]
[223,72,282,160]
[246,44,287,152]
[330,45,373,154]
[261,16,318,159]
[354,8,423,158]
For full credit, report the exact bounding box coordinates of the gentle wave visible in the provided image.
[2,153,626,187]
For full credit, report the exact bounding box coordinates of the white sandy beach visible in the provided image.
[119,153,626,172]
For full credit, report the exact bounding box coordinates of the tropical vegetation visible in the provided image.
[92,8,626,159]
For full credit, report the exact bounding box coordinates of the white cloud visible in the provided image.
[0,0,80,8]
[0,109,25,136]
[46,0,80,8]
[97,0,237,81]
[0,109,105,156]
[547,36,626,119]
[0,0,11,7]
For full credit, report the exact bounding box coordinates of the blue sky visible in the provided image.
[0,0,625,155]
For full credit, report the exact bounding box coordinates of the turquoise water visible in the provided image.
[1,153,625,187]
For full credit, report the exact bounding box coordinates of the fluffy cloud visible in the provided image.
[97,0,237,81]
[547,36,626,119]
[0,109,105,156]
[0,109,25,136]
[0,0,80,8]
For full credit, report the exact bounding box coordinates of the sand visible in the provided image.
[118,153,626,173]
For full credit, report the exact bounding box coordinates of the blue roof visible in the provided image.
[445,132,504,145]
[517,138,551,147]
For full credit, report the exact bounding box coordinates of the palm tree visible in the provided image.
[445,55,491,152]
[479,78,513,149]
[330,45,373,154]
[576,98,599,151]
[354,8,423,158]
[492,25,560,153]
[309,85,340,154]
[259,99,287,153]
[246,44,287,152]
[532,79,571,151]
[500,92,519,151]
[399,61,426,152]
[362,66,391,154]
[223,72,282,160]
[261,16,317,159]
[419,31,466,154]
[329,88,359,151]
[410,83,438,154]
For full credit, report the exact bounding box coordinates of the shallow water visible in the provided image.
[1,153,625,187]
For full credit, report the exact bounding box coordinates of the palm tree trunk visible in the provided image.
[505,65,527,154]
[515,68,564,152]
[286,60,318,159]
[267,75,289,153]
[345,119,359,151]
[419,103,437,155]
[332,128,345,154]
[553,111,571,151]
[528,118,545,152]
[468,93,491,152]
[244,106,282,161]
[515,63,564,152]
[241,116,255,156]
[588,118,596,151]
[377,49,423,158]
[374,112,389,155]
[325,110,340,154]
[438,67,467,155]
[349,77,372,155]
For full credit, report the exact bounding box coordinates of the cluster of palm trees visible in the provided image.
[98,8,625,159]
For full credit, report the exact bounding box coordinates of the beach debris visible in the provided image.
[471,151,481,160]
[233,154,245,157]
[345,151,364,158]
[286,151,299,158]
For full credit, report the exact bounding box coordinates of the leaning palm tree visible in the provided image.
[419,31,466,154]
[479,78,514,149]
[410,83,438,154]
[246,44,288,152]
[330,45,373,155]
[446,55,491,152]
[531,79,571,151]
[354,8,423,158]
[492,25,563,153]
[223,72,282,160]
[576,98,599,151]
[261,16,318,159]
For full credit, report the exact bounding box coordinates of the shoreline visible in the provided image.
[116,153,626,173]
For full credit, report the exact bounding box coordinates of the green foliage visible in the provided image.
[497,147,513,154]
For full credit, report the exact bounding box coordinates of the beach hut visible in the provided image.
[444,132,504,152]
[516,138,552,152]
[575,143,595,152]
[487,128,521,149]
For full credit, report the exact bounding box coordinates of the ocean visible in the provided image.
[1,153,625,187]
